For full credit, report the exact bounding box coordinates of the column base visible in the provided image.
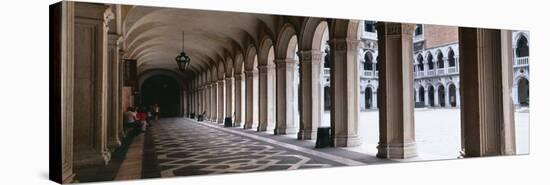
[74,150,110,168]
[234,122,242,127]
[376,142,418,159]
[107,139,121,152]
[333,135,362,147]
[297,129,317,140]
[274,126,297,135]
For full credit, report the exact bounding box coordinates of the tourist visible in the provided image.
[147,105,154,127]
[153,104,160,120]
[136,107,148,132]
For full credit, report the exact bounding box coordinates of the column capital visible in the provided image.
[329,38,359,51]
[234,73,244,80]
[375,22,415,36]
[257,64,275,70]
[274,58,297,64]
[245,70,257,76]
[298,50,323,61]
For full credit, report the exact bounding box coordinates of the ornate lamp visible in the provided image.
[175,31,191,72]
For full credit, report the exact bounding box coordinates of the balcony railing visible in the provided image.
[323,68,330,77]
[436,68,445,75]
[514,56,529,67]
[427,70,436,76]
[447,67,457,74]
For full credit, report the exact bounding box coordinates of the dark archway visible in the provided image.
[427,53,434,70]
[419,86,425,103]
[516,35,529,57]
[324,86,331,111]
[448,49,456,67]
[364,52,373,71]
[428,85,435,107]
[365,87,373,109]
[518,78,529,106]
[417,54,424,71]
[438,85,445,107]
[141,75,181,117]
[437,51,444,69]
[449,84,457,107]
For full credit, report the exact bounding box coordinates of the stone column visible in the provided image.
[424,88,429,107]
[206,84,211,119]
[297,51,322,139]
[258,64,276,132]
[372,89,378,110]
[376,22,417,159]
[275,58,298,135]
[217,80,225,123]
[225,76,234,125]
[234,73,245,127]
[434,87,440,107]
[328,38,361,147]
[211,82,217,122]
[73,3,112,168]
[445,85,450,107]
[459,28,516,157]
[456,86,461,107]
[106,32,121,151]
[52,1,76,182]
[244,70,257,129]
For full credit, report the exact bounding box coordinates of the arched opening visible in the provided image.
[437,51,444,69]
[323,86,331,111]
[516,35,529,57]
[417,54,424,71]
[141,75,180,117]
[428,85,435,107]
[365,87,373,109]
[448,49,456,67]
[449,83,457,107]
[364,52,373,71]
[518,77,529,106]
[427,53,434,70]
[419,86,425,103]
[438,85,445,107]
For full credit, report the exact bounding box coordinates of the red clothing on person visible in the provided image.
[136,112,147,121]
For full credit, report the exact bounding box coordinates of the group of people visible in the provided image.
[124,104,160,135]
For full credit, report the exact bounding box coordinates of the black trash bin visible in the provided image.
[190,113,195,119]
[197,114,204,122]
[224,117,233,127]
[315,127,331,148]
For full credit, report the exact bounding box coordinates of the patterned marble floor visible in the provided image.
[148,118,349,177]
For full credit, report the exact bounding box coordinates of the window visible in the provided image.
[437,51,444,68]
[448,49,456,67]
[364,52,373,70]
[417,54,424,71]
[427,53,434,70]
[364,21,375,33]
[516,35,529,57]
[415,24,423,36]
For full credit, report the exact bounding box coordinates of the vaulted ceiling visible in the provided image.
[122,6,281,78]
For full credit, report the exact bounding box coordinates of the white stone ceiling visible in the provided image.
[123,6,279,77]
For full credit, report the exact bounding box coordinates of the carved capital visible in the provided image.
[329,38,359,51]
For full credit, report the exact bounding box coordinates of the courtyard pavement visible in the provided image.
[320,108,529,159]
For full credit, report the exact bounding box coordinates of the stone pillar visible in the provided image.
[424,88,429,107]
[258,65,276,132]
[217,80,225,123]
[275,58,298,135]
[51,1,76,182]
[73,3,113,168]
[106,33,121,151]
[244,70,257,129]
[444,85,450,107]
[434,87,440,107]
[372,89,378,110]
[234,73,245,127]
[211,82,217,122]
[456,86,461,107]
[225,77,234,125]
[459,28,516,157]
[297,51,323,139]
[328,38,361,147]
[206,84,211,119]
[376,22,417,159]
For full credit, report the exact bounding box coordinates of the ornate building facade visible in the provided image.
[321,22,530,111]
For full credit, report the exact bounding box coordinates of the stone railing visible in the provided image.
[323,68,330,77]
[514,56,529,67]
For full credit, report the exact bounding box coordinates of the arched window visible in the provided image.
[417,54,424,71]
[437,51,444,68]
[324,44,331,68]
[516,35,529,57]
[427,53,434,70]
[448,49,456,67]
[364,52,373,71]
